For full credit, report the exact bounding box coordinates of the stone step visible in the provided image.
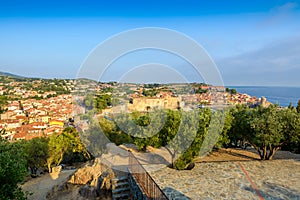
[111,176,128,182]
[115,181,129,188]
[112,192,130,200]
[112,186,130,195]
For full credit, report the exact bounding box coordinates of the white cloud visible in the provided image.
[257,2,298,28]
[276,2,298,12]
[217,36,300,86]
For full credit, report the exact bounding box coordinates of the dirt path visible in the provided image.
[22,170,77,200]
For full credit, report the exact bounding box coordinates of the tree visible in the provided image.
[105,108,230,170]
[83,94,94,110]
[99,118,133,146]
[230,88,237,94]
[215,110,232,148]
[228,105,252,148]
[47,127,91,172]
[280,107,300,154]
[197,109,230,157]
[248,105,300,160]
[170,110,200,169]
[47,133,69,172]
[158,109,181,147]
[226,88,237,95]
[297,99,300,113]
[0,139,28,200]
[81,125,110,157]
[114,110,166,151]
[95,94,112,112]
[23,137,49,175]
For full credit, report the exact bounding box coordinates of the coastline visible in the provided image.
[228,86,300,107]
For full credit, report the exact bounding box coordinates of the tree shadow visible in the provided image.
[162,187,191,200]
[243,182,300,200]
[220,149,260,161]
[135,152,170,166]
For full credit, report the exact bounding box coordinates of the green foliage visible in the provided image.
[194,87,207,94]
[83,94,94,109]
[279,107,300,153]
[144,83,161,88]
[83,94,112,112]
[102,108,231,170]
[22,137,49,175]
[95,94,112,111]
[172,108,229,170]
[142,88,158,97]
[226,88,237,94]
[114,110,166,151]
[47,127,91,172]
[0,139,28,200]
[99,118,133,146]
[228,104,252,147]
[169,110,200,169]
[228,104,300,160]
[0,95,8,114]
[297,99,300,113]
[80,125,110,157]
[158,109,181,147]
[173,151,193,170]
[215,110,232,148]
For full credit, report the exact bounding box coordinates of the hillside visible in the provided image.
[0,71,24,78]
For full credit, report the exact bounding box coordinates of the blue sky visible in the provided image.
[0,0,299,86]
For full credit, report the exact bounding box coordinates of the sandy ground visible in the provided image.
[22,170,77,200]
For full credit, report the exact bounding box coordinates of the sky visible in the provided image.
[0,0,300,86]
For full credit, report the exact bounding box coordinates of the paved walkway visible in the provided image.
[150,160,300,200]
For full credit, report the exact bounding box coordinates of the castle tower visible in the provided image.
[261,96,267,107]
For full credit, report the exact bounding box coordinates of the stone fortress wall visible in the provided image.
[127,96,182,112]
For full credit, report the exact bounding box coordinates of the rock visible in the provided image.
[69,167,93,185]
[68,159,102,185]
[98,171,115,191]
[66,157,115,199]
[79,185,98,198]
[185,162,195,170]
[52,165,62,173]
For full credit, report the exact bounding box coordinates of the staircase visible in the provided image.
[111,176,131,200]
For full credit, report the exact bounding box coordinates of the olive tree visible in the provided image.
[248,105,300,160]
[23,137,49,175]
[47,127,91,172]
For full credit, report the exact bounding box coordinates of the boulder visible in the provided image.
[67,157,116,199]
[68,159,102,185]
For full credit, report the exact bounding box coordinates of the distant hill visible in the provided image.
[0,71,24,78]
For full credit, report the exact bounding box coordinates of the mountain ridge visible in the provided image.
[0,71,24,78]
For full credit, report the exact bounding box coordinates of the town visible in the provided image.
[0,75,268,141]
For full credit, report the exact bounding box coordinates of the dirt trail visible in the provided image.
[22,170,77,200]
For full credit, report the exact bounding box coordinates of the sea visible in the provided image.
[228,86,300,107]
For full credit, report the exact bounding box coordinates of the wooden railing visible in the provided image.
[128,151,168,200]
